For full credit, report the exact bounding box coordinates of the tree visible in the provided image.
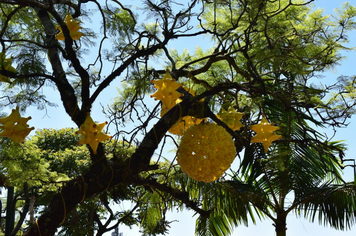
[0,128,137,236]
[188,2,356,235]
[193,97,355,236]
[0,0,356,236]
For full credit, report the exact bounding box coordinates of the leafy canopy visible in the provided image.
[0,0,356,236]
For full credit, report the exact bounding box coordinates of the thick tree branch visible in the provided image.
[34,7,83,125]
[23,96,206,236]
[129,98,201,174]
[46,4,91,112]
[23,158,130,236]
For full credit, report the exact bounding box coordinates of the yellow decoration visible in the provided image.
[159,87,205,136]
[169,116,205,136]
[0,52,17,82]
[160,104,171,117]
[76,114,111,154]
[150,70,183,109]
[217,107,244,131]
[250,116,282,153]
[177,123,236,183]
[0,106,34,144]
[56,14,83,41]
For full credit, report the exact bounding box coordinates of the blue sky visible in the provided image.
[21,1,356,235]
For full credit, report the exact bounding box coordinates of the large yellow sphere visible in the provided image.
[177,123,236,183]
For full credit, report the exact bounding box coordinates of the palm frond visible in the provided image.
[296,183,356,230]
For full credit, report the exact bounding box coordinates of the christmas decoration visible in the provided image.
[177,123,236,183]
[0,52,17,82]
[151,70,183,109]
[56,14,83,41]
[0,106,34,144]
[250,116,282,153]
[76,114,111,154]
[217,107,244,131]
[169,115,205,136]
[161,87,205,136]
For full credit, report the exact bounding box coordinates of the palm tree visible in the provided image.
[195,96,356,236]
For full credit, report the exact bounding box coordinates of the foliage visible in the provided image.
[0,0,356,236]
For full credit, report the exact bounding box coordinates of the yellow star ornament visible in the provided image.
[217,107,244,131]
[250,116,282,153]
[150,70,183,109]
[160,87,205,136]
[0,106,34,144]
[168,115,205,136]
[76,114,111,154]
[56,14,84,41]
[0,52,17,82]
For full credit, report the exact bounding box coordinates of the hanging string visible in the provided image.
[80,175,87,203]
[91,153,105,165]
[178,103,182,120]
[104,166,114,191]
[59,192,67,225]
[36,219,42,236]
[71,105,78,121]
[153,125,159,147]
[214,0,217,32]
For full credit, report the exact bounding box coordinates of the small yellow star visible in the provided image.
[0,52,17,82]
[56,14,84,41]
[10,123,34,144]
[76,114,111,154]
[150,70,183,109]
[0,106,34,144]
[218,107,244,131]
[250,116,282,153]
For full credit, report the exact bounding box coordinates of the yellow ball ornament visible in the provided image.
[177,123,236,183]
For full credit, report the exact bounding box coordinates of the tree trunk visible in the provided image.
[5,187,15,236]
[89,205,95,236]
[274,212,287,236]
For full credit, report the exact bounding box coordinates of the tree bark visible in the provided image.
[23,159,130,236]
[274,212,287,236]
[23,99,205,235]
[5,187,15,236]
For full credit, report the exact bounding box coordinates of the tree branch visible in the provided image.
[34,6,83,125]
